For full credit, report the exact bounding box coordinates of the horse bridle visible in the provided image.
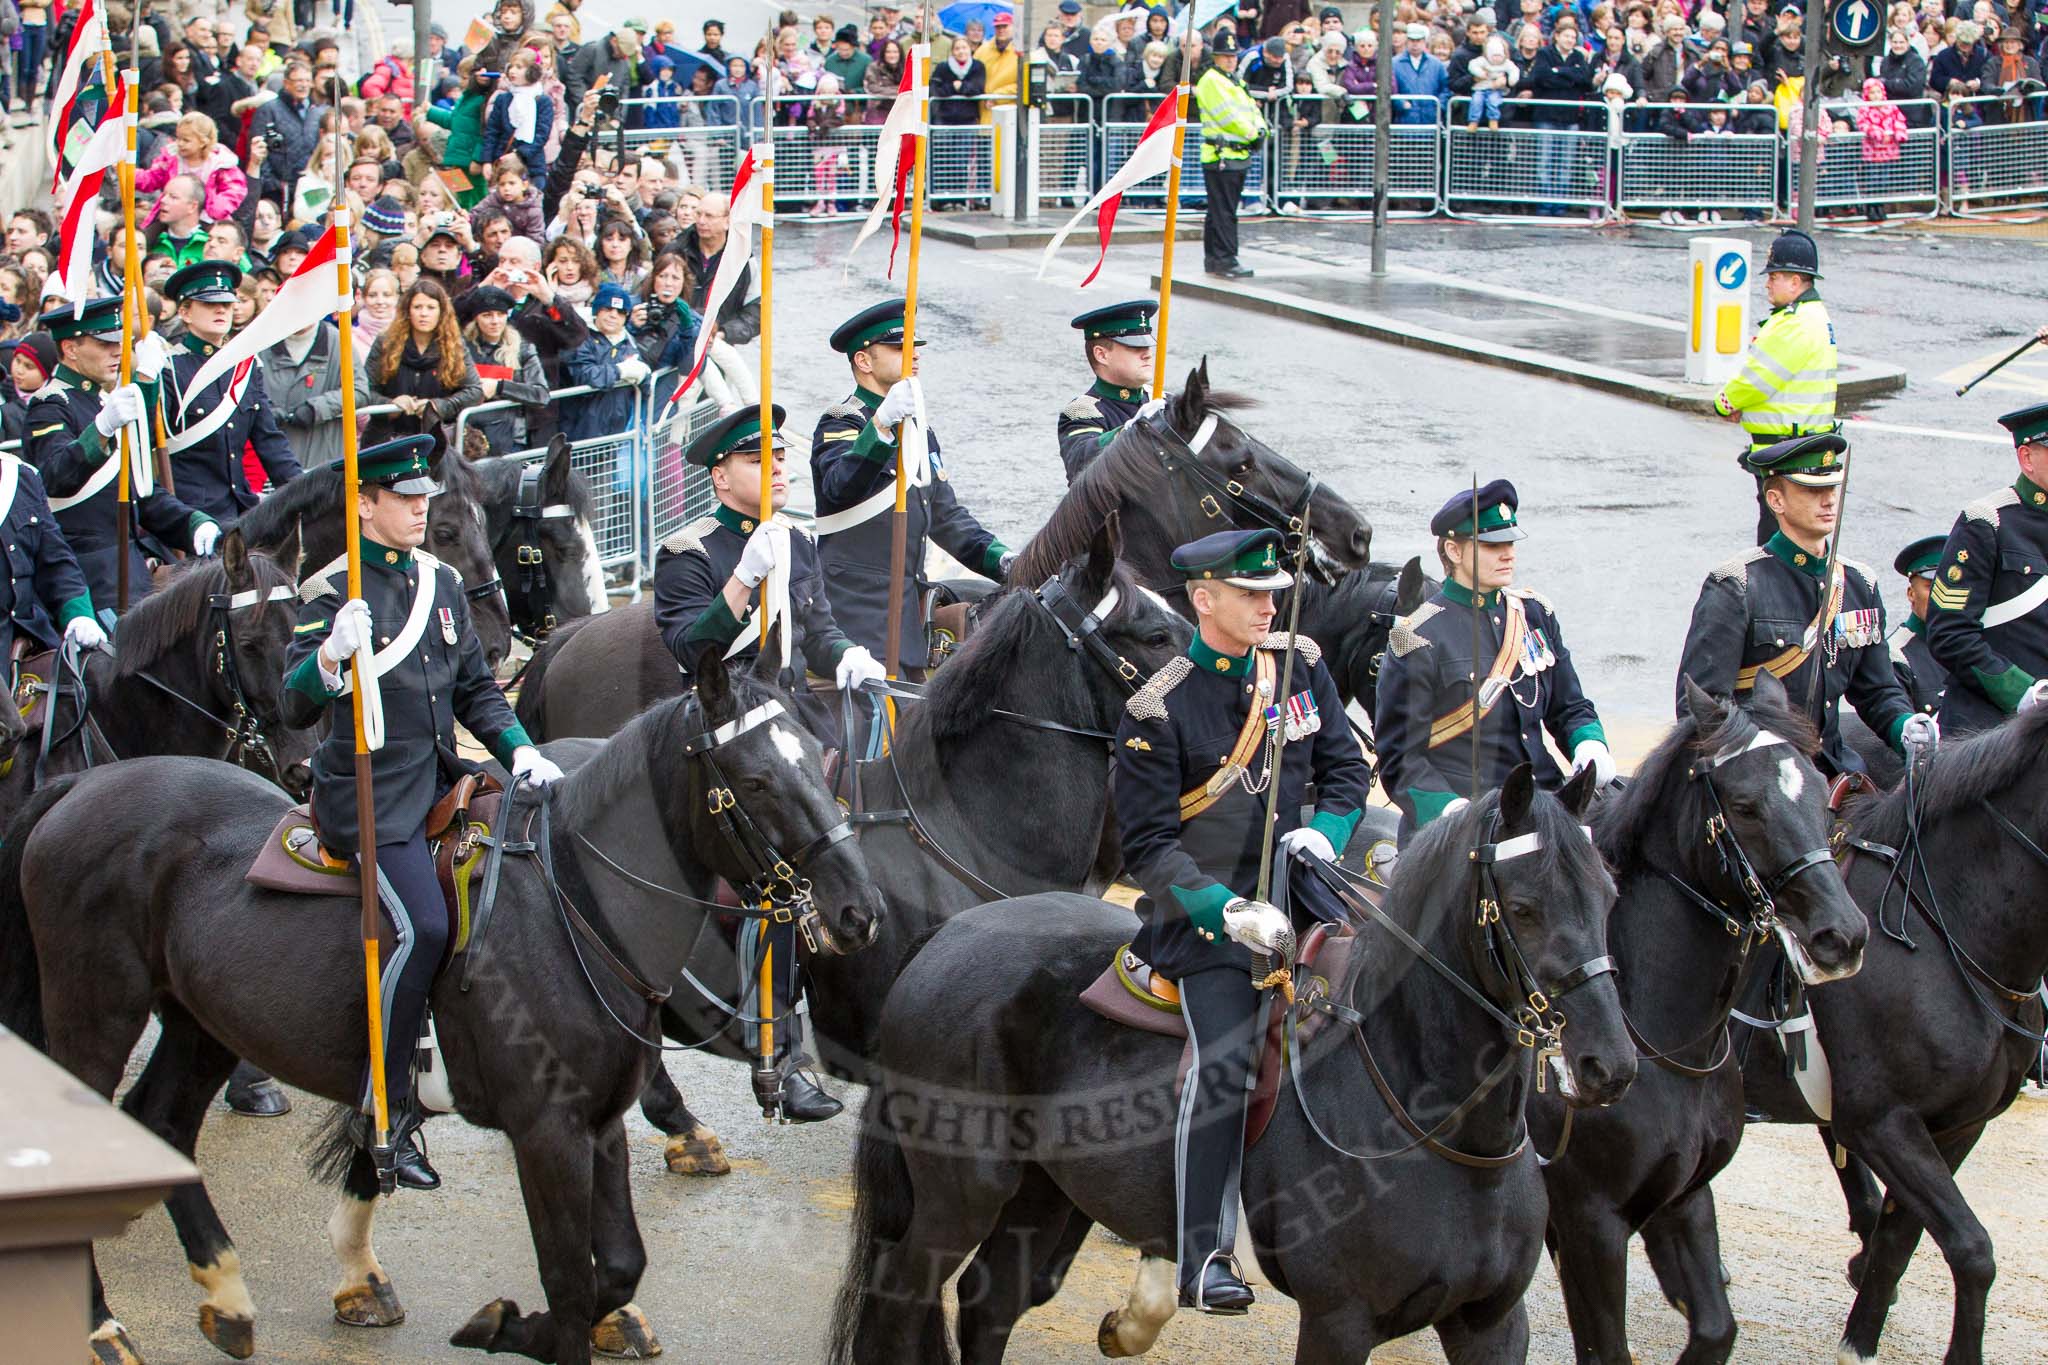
[498,463,579,644]
[115,583,300,786]
[1139,410,1318,556]
[1031,573,1142,698]
[1288,813,1616,1169]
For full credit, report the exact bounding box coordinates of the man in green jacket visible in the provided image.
[1195,31,1266,279]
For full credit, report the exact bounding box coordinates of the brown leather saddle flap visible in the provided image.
[14,647,58,730]
[1081,924,1346,1148]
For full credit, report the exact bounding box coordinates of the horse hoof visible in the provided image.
[1098,1309,1133,1358]
[663,1126,730,1177]
[592,1302,663,1358]
[90,1320,146,1365]
[197,1305,255,1359]
[334,1272,407,1327]
[452,1298,518,1350]
[224,1078,292,1117]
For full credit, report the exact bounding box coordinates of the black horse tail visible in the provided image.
[0,775,86,1051]
[305,1101,362,1186]
[512,612,597,739]
[828,1085,946,1364]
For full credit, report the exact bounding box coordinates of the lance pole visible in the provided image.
[97,43,137,611]
[754,146,780,1102]
[884,48,930,696]
[1152,86,1190,401]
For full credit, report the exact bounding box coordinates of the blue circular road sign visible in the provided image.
[1830,0,1882,47]
[1714,251,1748,291]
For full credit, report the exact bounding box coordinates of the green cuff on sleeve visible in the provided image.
[982,543,1010,577]
[683,594,745,651]
[1884,711,1910,757]
[1973,664,2036,715]
[189,512,217,538]
[57,594,95,628]
[491,722,536,769]
[1095,428,1118,449]
[849,420,896,465]
[286,650,342,701]
[77,421,105,462]
[1408,788,1464,828]
[1308,807,1362,857]
[1567,721,1608,752]
[1168,881,1235,941]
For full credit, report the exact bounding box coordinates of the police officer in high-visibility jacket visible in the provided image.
[1713,229,1838,543]
[1193,31,1266,280]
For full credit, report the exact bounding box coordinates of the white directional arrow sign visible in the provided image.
[1833,0,1878,45]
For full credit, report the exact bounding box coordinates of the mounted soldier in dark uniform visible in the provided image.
[1924,401,2048,735]
[22,297,219,608]
[282,437,563,1189]
[1057,299,1160,483]
[1889,534,1948,716]
[1114,528,1372,1315]
[1374,480,1613,842]
[651,405,887,1122]
[157,262,303,522]
[0,444,100,666]
[1676,434,1925,774]
[810,299,1013,678]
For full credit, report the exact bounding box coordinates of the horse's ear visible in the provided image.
[1080,519,1117,599]
[691,643,734,721]
[1681,674,1726,735]
[1500,763,1535,828]
[754,618,785,683]
[273,518,303,579]
[1395,556,1429,613]
[1168,359,1209,434]
[544,434,574,506]
[1559,761,1599,820]
[219,526,252,589]
[1747,667,1789,716]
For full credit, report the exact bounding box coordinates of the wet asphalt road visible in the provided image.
[92,217,2048,1362]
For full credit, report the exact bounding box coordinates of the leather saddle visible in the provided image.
[14,647,66,732]
[245,774,511,963]
[1079,924,1352,1149]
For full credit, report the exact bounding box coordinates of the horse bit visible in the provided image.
[1140,409,1318,559]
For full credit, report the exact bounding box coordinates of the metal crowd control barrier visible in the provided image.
[1037,94,1096,207]
[1270,94,1441,212]
[613,94,749,192]
[1617,106,1778,215]
[642,367,726,554]
[1945,93,2048,214]
[1801,98,1941,215]
[1445,97,1608,216]
[758,93,1004,210]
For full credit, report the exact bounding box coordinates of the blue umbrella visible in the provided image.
[935,0,1015,36]
[644,47,721,84]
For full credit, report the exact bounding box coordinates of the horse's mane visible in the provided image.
[113,550,298,676]
[1005,389,1260,589]
[550,670,798,830]
[473,452,596,524]
[1595,685,1819,865]
[1846,704,2048,847]
[231,464,342,549]
[905,558,1143,753]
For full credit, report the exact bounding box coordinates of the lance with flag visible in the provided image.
[844,44,929,279]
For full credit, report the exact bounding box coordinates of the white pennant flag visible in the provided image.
[845,44,929,276]
[180,224,342,408]
[1037,89,1179,287]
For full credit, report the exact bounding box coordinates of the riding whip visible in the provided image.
[1954,334,2040,398]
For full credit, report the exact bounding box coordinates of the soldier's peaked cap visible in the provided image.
[38,295,124,341]
[1071,298,1157,347]
[1741,431,1847,486]
[166,260,243,304]
[332,435,443,496]
[1171,528,1293,590]
[1995,400,2048,449]
[1893,534,1946,578]
[830,299,929,354]
[685,403,789,467]
[1431,478,1527,542]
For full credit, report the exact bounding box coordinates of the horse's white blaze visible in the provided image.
[1105,1255,1178,1356]
[577,519,610,613]
[769,724,804,770]
[327,1193,385,1294]
[188,1248,256,1321]
[1779,755,1805,803]
[1137,585,1177,618]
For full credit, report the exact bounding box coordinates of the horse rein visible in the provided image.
[1285,816,1615,1169]
[1137,409,1319,558]
[1634,731,1837,1076]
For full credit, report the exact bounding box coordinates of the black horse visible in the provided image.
[630,531,1192,1172]
[467,438,608,642]
[233,450,516,669]
[0,527,307,813]
[831,764,1635,1364]
[0,650,883,1365]
[1535,671,1870,1365]
[1736,704,2048,1365]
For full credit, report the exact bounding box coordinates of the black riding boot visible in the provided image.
[223,1059,291,1116]
[1174,967,1259,1314]
[358,831,449,1191]
[751,921,843,1123]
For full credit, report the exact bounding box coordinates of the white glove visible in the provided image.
[732,518,789,590]
[1901,712,1939,749]
[512,745,565,788]
[63,614,108,652]
[1221,897,1298,963]
[1278,825,1335,865]
[2020,679,2048,715]
[615,356,650,386]
[132,331,171,382]
[1570,738,1618,790]
[1441,796,1471,821]
[834,644,886,691]
[872,377,919,437]
[319,597,374,668]
[1135,396,1167,422]
[93,383,146,437]
[191,521,221,557]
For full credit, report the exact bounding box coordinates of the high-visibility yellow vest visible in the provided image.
[1195,67,1264,164]
[1715,293,1839,452]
